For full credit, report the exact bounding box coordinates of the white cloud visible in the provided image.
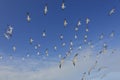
[0,47,120,80]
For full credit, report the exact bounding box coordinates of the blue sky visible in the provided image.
[0,0,120,80]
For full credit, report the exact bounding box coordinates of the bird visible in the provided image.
[42,30,46,38]
[102,43,107,53]
[70,40,73,46]
[37,44,40,48]
[84,39,87,43]
[54,45,57,51]
[29,38,34,44]
[81,72,86,80]
[85,27,89,32]
[4,33,10,39]
[88,67,93,75]
[34,45,38,50]
[12,46,16,52]
[90,44,94,49]
[72,53,79,66]
[65,51,71,57]
[75,27,79,31]
[88,60,98,75]
[4,25,13,39]
[62,42,66,47]
[26,12,31,22]
[37,52,40,55]
[58,54,62,58]
[86,18,90,25]
[74,34,78,39]
[44,4,48,15]
[45,48,49,56]
[6,25,13,35]
[64,18,68,27]
[59,56,66,69]
[77,20,81,27]
[109,8,115,16]
[60,34,64,40]
[99,33,104,40]
[69,46,73,51]
[26,54,30,58]
[88,40,92,45]
[61,0,66,10]
[78,45,82,50]
[111,49,116,54]
[97,66,108,72]
[110,31,115,38]
[84,34,88,39]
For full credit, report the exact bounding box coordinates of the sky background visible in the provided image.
[0,0,120,80]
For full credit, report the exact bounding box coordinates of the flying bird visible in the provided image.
[88,61,98,75]
[29,38,34,44]
[75,27,79,31]
[81,72,86,80]
[4,25,13,39]
[59,57,66,69]
[84,34,88,39]
[70,40,73,46]
[58,54,62,58]
[74,34,78,39]
[37,52,40,56]
[60,34,64,40]
[78,45,82,50]
[64,18,68,27]
[110,31,115,38]
[97,66,108,72]
[66,51,71,57]
[86,18,90,24]
[26,54,30,58]
[45,48,49,56]
[99,33,104,40]
[109,8,115,16]
[44,4,48,15]
[37,44,40,48]
[34,45,38,50]
[12,46,16,52]
[77,20,81,27]
[72,53,79,66]
[85,26,89,32]
[54,45,57,51]
[62,42,66,47]
[26,12,31,22]
[42,30,46,38]
[61,0,66,10]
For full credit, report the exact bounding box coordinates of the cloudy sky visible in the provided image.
[0,0,120,80]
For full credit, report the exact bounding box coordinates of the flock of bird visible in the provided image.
[0,0,118,80]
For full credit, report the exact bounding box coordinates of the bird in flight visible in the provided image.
[4,25,13,39]
[12,45,16,52]
[59,56,66,69]
[29,37,34,44]
[61,0,66,10]
[64,18,68,27]
[72,53,79,66]
[44,4,48,15]
[109,8,115,16]
[26,12,31,22]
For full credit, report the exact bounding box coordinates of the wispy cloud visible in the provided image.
[0,47,120,80]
